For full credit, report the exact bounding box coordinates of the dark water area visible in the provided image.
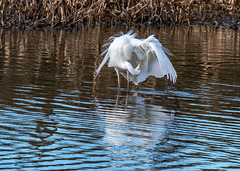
[0,26,239,170]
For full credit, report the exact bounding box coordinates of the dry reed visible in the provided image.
[0,0,239,29]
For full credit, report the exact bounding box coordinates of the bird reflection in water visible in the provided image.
[95,94,175,155]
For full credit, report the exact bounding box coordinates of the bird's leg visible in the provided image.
[115,69,121,90]
[115,69,121,107]
[124,70,130,106]
[127,70,130,93]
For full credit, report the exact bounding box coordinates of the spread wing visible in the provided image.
[135,35,177,84]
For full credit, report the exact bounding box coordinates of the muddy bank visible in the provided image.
[0,0,239,29]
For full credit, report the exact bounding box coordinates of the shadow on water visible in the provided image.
[0,25,240,170]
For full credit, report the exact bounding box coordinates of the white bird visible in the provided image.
[96,30,177,91]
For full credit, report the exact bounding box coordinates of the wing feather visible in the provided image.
[136,35,177,83]
[148,40,177,83]
[96,30,137,76]
[96,49,110,76]
[96,31,177,84]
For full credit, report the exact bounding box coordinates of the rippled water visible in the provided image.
[0,26,239,170]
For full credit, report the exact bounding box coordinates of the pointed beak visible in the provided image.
[138,60,143,70]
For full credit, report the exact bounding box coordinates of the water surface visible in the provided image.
[0,26,240,170]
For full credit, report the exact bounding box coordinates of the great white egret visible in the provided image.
[96,30,177,90]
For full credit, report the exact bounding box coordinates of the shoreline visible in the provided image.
[0,0,239,30]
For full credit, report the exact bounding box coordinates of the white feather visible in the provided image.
[96,31,177,85]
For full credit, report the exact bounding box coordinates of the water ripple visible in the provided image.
[0,26,240,170]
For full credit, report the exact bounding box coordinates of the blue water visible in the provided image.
[0,26,239,170]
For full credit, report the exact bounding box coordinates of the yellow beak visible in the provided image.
[138,60,143,70]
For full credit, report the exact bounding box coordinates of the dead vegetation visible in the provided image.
[0,0,239,29]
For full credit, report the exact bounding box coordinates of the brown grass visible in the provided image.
[0,0,239,29]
